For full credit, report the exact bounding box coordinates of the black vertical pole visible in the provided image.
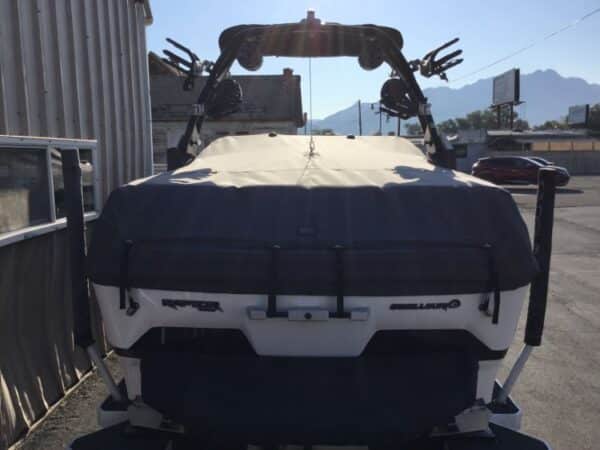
[304,112,308,135]
[62,150,126,401]
[61,149,94,349]
[358,100,363,136]
[524,168,557,346]
[397,117,401,136]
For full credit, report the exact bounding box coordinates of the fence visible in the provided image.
[0,1,153,446]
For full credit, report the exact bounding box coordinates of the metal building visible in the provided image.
[0,1,153,447]
[0,0,154,201]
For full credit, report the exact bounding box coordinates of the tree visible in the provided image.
[438,108,528,133]
[465,110,486,129]
[531,103,600,132]
[588,103,600,131]
[404,122,423,135]
[437,119,458,135]
[403,107,532,136]
[513,119,529,130]
[533,120,567,131]
[312,128,336,135]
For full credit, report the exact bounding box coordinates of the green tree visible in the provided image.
[404,122,423,135]
[441,108,528,132]
[465,110,486,129]
[513,119,529,130]
[437,119,458,134]
[532,103,600,131]
[533,120,567,131]
[455,117,471,130]
[588,103,600,131]
[312,128,336,135]
[403,107,531,135]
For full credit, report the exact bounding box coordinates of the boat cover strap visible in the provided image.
[119,240,133,310]
[485,244,501,324]
[267,245,279,317]
[267,245,349,317]
[335,245,346,318]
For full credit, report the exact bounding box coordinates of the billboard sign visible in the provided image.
[492,69,520,106]
[567,104,589,127]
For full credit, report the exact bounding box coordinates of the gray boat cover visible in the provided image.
[88,134,537,296]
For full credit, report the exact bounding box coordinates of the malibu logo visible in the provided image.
[390,299,461,312]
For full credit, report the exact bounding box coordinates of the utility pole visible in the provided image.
[397,117,401,136]
[358,100,363,136]
[510,104,515,130]
[371,102,383,135]
[496,106,502,130]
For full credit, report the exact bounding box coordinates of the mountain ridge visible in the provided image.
[309,69,600,135]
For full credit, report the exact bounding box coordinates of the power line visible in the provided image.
[450,6,600,83]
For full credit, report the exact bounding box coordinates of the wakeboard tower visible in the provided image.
[68,11,555,450]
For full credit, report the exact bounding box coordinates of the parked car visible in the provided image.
[472,156,570,186]
[529,156,555,166]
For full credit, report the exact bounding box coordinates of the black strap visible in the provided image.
[492,286,501,324]
[267,245,280,317]
[119,240,134,310]
[334,245,347,318]
[484,244,501,324]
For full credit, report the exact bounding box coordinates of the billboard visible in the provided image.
[492,69,520,106]
[567,104,589,127]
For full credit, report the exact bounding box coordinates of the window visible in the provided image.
[152,128,168,165]
[0,137,99,246]
[489,158,509,167]
[52,148,97,219]
[0,148,51,233]
[513,158,534,168]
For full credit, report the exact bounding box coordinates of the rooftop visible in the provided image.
[487,129,591,139]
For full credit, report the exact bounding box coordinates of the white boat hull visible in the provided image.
[94,284,527,403]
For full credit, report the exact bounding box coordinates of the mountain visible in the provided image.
[309,70,600,135]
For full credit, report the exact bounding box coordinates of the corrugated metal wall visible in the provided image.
[0,1,152,447]
[0,227,109,449]
[0,0,153,201]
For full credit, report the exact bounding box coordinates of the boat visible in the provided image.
[68,11,556,450]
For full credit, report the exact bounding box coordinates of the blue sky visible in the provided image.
[147,0,600,119]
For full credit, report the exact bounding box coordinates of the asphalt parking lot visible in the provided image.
[499,175,600,450]
[14,176,600,450]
